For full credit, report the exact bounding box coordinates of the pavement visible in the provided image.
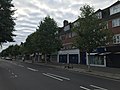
[22,60,120,81]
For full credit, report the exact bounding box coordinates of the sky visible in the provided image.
[0,0,118,52]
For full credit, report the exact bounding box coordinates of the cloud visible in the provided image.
[16,24,37,29]
[17,20,38,26]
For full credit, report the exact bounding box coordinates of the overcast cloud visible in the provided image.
[1,0,118,52]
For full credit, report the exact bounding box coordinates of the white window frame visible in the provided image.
[112,18,120,27]
[64,25,70,31]
[96,12,102,19]
[113,34,120,44]
[110,4,120,15]
[68,33,72,38]
[72,32,77,37]
[86,53,106,67]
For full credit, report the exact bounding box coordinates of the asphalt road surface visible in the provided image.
[0,59,120,90]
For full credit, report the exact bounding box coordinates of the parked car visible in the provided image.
[5,57,12,60]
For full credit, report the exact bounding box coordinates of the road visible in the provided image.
[0,59,120,90]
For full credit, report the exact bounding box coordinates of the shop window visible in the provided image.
[89,55,105,65]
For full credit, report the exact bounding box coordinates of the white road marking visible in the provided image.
[47,73,70,81]
[42,73,63,81]
[80,86,91,90]
[27,67,38,72]
[90,85,108,90]
[18,65,24,68]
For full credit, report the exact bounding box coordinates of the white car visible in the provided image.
[5,57,12,60]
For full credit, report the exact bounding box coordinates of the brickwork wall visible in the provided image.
[108,20,120,34]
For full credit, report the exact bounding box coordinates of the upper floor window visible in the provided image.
[106,22,109,29]
[72,32,77,37]
[64,25,70,31]
[113,34,120,44]
[73,21,79,27]
[112,18,120,27]
[96,12,102,19]
[68,33,72,38]
[60,35,65,40]
[110,4,120,15]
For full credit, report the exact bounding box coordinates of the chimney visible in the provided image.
[63,20,68,27]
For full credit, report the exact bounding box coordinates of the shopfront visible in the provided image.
[87,53,106,67]
[57,49,80,64]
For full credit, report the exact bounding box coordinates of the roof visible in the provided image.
[96,1,120,12]
[108,0,120,8]
[95,9,102,14]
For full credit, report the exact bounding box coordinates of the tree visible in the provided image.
[1,44,20,60]
[73,5,113,71]
[22,16,61,63]
[1,48,10,57]
[19,42,26,55]
[36,16,62,62]
[11,44,20,60]
[0,0,16,46]
[1,45,14,57]
[19,33,38,62]
[24,32,38,54]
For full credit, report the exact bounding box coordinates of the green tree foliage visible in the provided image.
[0,46,12,57]
[1,44,20,58]
[23,32,38,54]
[23,16,62,62]
[0,0,15,46]
[36,16,61,55]
[11,44,20,57]
[19,42,27,55]
[73,5,113,53]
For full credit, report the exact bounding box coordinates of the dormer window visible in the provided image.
[96,12,102,19]
[110,4,120,15]
[63,25,70,31]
